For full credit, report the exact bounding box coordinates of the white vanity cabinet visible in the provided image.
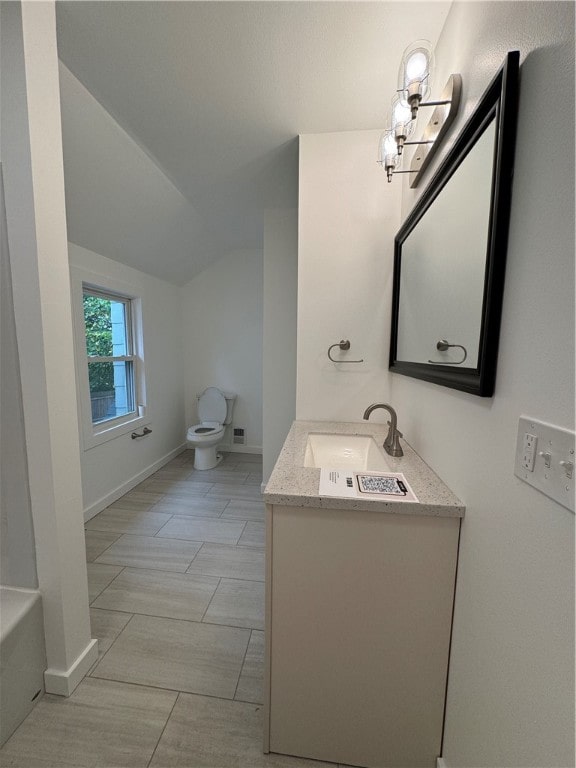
[263,421,465,768]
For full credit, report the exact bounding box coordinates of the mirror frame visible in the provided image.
[389,51,520,397]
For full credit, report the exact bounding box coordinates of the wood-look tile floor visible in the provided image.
[0,451,349,768]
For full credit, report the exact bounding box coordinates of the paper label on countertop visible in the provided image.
[319,469,419,503]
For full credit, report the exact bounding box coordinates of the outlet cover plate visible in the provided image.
[514,416,575,513]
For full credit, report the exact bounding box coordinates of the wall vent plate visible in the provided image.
[514,416,575,513]
[233,427,245,445]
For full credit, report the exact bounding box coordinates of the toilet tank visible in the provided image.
[221,392,236,425]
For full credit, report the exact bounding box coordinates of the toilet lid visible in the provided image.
[198,387,227,424]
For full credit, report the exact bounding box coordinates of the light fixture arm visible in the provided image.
[408,74,462,188]
[418,99,452,108]
[403,139,435,147]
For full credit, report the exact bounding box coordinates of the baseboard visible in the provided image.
[219,443,263,455]
[44,638,99,696]
[437,757,448,768]
[83,444,187,521]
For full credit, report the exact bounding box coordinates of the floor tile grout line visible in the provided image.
[232,628,253,701]
[236,520,249,546]
[86,674,262,707]
[88,612,136,678]
[185,540,207,569]
[87,519,175,537]
[92,532,207,569]
[85,531,123,563]
[85,605,264,631]
[88,565,127,607]
[93,564,221,586]
[93,564,266,581]
[89,528,265,548]
[146,690,180,768]
[199,577,222,623]
[93,561,203,575]
[94,532,206,545]
[152,512,179,538]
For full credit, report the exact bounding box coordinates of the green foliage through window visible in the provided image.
[83,294,114,393]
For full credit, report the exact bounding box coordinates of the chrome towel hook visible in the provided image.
[327,339,364,364]
[428,339,467,365]
[131,426,152,439]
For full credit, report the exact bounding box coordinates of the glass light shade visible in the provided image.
[378,131,396,160]
[391,95,414,137]
[397,39,434,102]
[378,130,402,176]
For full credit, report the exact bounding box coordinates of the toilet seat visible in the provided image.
[186,387,232,470]
[198,387,227,424]
[186,423,225,441]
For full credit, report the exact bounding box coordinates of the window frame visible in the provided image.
[71,268,149,450]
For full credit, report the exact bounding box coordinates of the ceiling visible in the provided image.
[55,1,451,284]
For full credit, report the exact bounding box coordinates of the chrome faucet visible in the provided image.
[363,403,404,457]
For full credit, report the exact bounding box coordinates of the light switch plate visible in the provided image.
[514,416,575,513]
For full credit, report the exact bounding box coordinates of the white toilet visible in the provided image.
[186,387,236,470]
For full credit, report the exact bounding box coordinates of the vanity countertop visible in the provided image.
[263,420,465,518]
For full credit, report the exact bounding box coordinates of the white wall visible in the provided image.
[69,243,185,518]
[1,0,95,695]
[0,166,37,589]
[297,129,401,421]
[297,4,574,767]
[394,4,574,767]
[181,250,263,454]
[262,208,298,482]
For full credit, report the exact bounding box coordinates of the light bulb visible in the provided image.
[398,40,433,94]
[384,133,397,156]
[378,130,402,182]
[390,95,414,154]
[397,40,434,119]
[392,98,412,128]
[405,51,428,82]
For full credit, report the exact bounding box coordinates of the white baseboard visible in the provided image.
[44,638,99,696]
[218,443,263,455]
[83,444,187,521]
[437,757,448,768]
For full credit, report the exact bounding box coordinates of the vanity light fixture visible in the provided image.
[397,40,434,120]
[378,129,402,182]
[390,94,414,156]
[379,39,462,187]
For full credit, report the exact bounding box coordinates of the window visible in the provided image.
[83,289,136,426]
[71,269,148,449]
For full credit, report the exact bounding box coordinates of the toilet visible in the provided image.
[186,387,236,470]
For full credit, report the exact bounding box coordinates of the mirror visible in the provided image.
[389,51,520,396]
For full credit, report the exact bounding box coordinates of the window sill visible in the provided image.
[83,411,151,451]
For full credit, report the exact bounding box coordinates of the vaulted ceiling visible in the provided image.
[56,1,451,283]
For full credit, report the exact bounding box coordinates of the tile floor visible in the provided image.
[0,451,348,768]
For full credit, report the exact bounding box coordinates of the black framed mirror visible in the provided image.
[389,51,520,397]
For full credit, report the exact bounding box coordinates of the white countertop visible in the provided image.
[263,420,465,518]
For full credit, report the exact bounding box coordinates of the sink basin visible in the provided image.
[303,433,391,471]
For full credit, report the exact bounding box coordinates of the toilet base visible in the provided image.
[193,445,223,470]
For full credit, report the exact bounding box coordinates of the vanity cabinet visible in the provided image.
[263,421,465,768]
[265,504,459,768]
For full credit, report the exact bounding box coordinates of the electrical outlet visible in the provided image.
[521,433,537,471]
[515,417,575,513]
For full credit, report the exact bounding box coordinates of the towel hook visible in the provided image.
[327,339,364,364]
[428,339,467,365]
[131,426,152,439]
